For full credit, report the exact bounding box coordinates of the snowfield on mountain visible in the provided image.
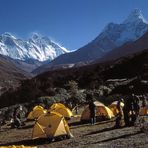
[0,33,69,62]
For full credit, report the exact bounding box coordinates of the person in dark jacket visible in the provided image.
[89,99,96,125]
[87,94,96,125]
[11,105,25,128]
[115,99,124,128]
[123,97,131,127]
[130,94,140,125]
[123,94,140,127]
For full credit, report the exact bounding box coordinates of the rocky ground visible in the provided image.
[0,116,148,148]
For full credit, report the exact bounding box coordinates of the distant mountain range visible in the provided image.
[2,47,148,107]
[33,9,148,74]
[0,33,69,72]
[1,9,148,107]
[0,33,68,62]
[0,29,70,95]
[0,9,148,76]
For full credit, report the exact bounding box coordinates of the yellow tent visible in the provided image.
[49,103,73,119]
[27,105,47,120]
[81,101,114,121]
[94,101,105,106]
[139,105,148,116]
[109,101,124,116]
[32,111,72,139]
[0,146,37,148]
[50,103,66,109]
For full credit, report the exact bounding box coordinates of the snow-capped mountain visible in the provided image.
[97,32,148,63]
[84,8,148,57]
[0,33,68,62]
[33,9,148,74]
[98,9,148,48]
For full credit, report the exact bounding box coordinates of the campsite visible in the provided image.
[1,1,148,148]
[0,115,148,148]
[0,104,148,148]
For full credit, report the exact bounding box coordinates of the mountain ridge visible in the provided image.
[97,31,148,63]
[2,48,148,107]
[0,32,69,62]
[33,9,148,74]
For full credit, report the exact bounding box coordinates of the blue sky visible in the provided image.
[0,0,148,50]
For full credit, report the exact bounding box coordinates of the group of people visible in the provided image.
[87,93,147,127]
[115,93,147,128]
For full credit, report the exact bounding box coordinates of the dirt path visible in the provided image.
[0,118,148,148]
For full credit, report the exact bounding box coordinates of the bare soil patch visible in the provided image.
[0,117,148,148]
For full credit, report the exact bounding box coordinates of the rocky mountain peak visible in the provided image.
[123,9,148,24]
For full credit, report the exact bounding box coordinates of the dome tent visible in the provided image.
[27,105,47,120]
[32,111,73,140]
[139,105,148,116]
[48,103,73,119]
[109,101,124,116]
[81,101,114,121]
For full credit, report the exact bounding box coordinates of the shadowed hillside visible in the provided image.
[1,49,148,108]
[0,55,32,95]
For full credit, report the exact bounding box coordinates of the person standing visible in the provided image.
[88,97,96,125]
[123,97,131,127]
[12,105,25,128]
[130,94,140,125]
[115,99,124,128]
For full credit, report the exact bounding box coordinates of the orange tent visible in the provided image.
[109,101,124,116]
[139,105,148,116]
[81,101,114,121]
